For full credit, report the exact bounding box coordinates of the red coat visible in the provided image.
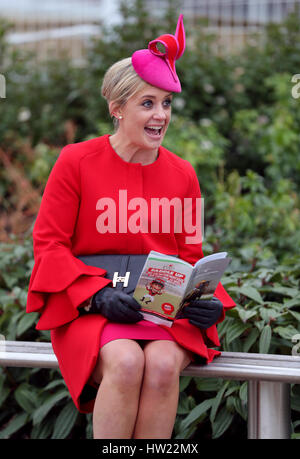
[26,134,235,412]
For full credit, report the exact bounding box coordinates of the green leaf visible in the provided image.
[0,385,10,408]
[85,414,93,440]
[1,272,18,289]
[283,298,300,309]
[224,381,240,397]
[239,286,264,304]
[225,321,249,345]
[233,396,247,421]
[32,388,69,425]
[268,284,299,298]
[259,307,280,323]
[238,308,257,323]
[226,395,236,413]
[0,372,10,407]
[180,398,214,431]
[0,413,29,439]
[289,310,300,322]
[177,393,195,415]
[11,286,28,307]
[243,327,259,352]
[31,415,55,439]
[174,424,198,440]
[177,394,191,415]
[44,379,66,391]
[179,376,192,392]
[195,378,222,392]
[16,312,39,337]
[217,316,232,339]
[14,383,39,413]
[259,324,272,354]
[239,382,248,403]
[210,381,230,423]
[52,400,78,439]
[211,406,234,439]
[274,325,300,340]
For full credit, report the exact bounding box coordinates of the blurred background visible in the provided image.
[1,0,299,60]
[0,0,299,440]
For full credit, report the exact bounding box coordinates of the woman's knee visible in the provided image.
[97,339,145,388]
[143,344,183,394]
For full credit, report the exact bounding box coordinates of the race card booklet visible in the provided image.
[133,250,231,327]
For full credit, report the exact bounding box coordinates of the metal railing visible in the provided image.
[1,340,300,439]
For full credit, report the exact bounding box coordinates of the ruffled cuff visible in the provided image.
[28,250,106,300]
[26,249,111,330]
[201,282,235,348]
[35,275,111,330]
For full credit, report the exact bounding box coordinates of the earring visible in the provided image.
[118,115,123,120]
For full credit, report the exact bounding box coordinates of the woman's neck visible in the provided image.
[109,133,158,166]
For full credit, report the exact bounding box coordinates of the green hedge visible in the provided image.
[0,228,299,439]
[0,0,299,439]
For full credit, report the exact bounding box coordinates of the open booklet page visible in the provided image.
[133,251,231,327]
[178,252,231,316]
[133,252,193,327]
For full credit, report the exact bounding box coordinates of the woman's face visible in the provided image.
[116,85,173,151]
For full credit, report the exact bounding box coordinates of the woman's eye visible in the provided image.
[142,98,172,109]
[142,100,153,108]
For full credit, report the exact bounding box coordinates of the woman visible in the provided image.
[26,15,235,439]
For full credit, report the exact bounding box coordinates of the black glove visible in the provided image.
[178,297,223,330]
[86,286,143,324]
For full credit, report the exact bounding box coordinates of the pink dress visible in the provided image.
[100,320,175,347]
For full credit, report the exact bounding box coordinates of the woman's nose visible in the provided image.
[153,107,167,120]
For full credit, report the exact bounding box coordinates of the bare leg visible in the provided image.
[91,339,145,439]
[133,340,192,439]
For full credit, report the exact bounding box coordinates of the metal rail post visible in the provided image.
[248,380,291,439]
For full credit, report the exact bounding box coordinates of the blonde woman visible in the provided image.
[27,15,235,439]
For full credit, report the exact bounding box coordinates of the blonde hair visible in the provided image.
[101,57,148,129]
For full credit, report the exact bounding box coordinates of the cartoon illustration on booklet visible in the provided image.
[133,251,231,327]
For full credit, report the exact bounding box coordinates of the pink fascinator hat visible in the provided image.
[131,14,186,93]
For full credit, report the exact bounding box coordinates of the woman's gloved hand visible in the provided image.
[178,297,223,330]
[82,286,143,324]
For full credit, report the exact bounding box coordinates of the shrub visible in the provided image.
[0,0,300,440]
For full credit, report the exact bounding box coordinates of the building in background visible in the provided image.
[147,0,300,53]
[0,0,121,62]
[148,0,298,24]
[0,0,299,61]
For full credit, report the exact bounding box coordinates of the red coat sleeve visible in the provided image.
[174,166,235,347]
[26,145,111,330]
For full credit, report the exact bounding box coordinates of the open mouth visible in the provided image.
[144,126,163,138]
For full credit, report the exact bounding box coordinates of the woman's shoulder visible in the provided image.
[58,135,108,164]
[160,145,196,177]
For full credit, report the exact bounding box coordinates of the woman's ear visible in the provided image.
[109,101,122,120]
